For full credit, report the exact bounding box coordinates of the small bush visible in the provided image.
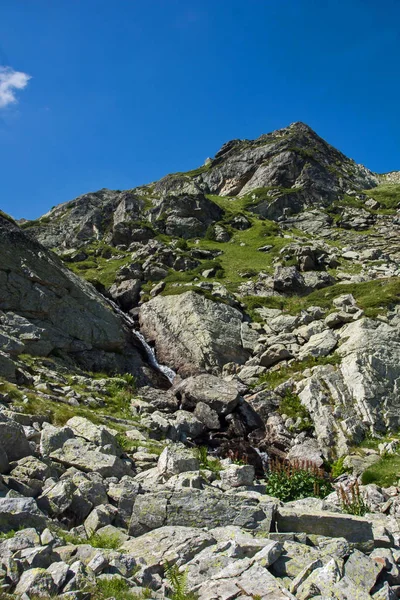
[0,529,17,540]
[204,224,216,241]
[265,459,332,502]
[165,563,197,600]
[330,456,350,479]
[175,238,189,251]
[337,480,368,516]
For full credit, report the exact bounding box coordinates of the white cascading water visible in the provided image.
[105,298,176,383]
[254,447,269,472]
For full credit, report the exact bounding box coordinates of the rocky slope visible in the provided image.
[1,123,400,598]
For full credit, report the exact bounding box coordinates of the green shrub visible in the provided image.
[265,459,332,502]
[165,563,197,600]
[94,577,151,600]
[175,238,189,251]
[337,481,368,516]
[204,224,216,241]
[330,456,350,479]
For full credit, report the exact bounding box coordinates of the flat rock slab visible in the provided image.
[194,560,296,599]
[50,438,132,479]
[276,507,374,552]
[129,489,276,537]
[121,525,215,570]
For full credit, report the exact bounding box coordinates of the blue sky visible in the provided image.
[1,0,400,220]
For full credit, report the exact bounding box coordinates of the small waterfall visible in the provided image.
[254,447,269,472]
[106,298,176,383]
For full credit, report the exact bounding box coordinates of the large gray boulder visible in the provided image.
[173,373,240,415]
[50,438,132,478]
[121,525,216,570]
[194,560,296,600]
[276,507,374,552]
[129,489,276,536]
[66,416,119,455]
[0,497,47,532]
[0,413,32,462]
[139,291,249,375]
[149,192,223,238]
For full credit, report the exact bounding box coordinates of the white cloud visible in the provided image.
[0,66,31,109]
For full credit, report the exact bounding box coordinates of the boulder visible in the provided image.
[276,507,374,551]
[50,438,132,479]
[157,447,199,478]
[297,318,400,458]
[174,373,240,416]
[15,567,58,597]
[129,489,275,536]
[194,560,296,600]
[344,548,383,592]
[0,350,16,381]
[139,291,248,376]
[220,464,255,488]
[0,413,32,462]
[297,329,338,360]
[0,497,47,533]
[273,266,306,294]
[40,424,75,456]
[109,279,141,311]
[66,416,119,454]
[121,525,216,569]
[0,213,151,380]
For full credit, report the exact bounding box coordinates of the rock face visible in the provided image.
[0,214,154,381]
[154,122,378,214]
[297,318,400,459]
[139,291,249,375]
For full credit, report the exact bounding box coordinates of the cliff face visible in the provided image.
[0,213,161,384]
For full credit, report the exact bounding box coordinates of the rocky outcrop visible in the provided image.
[297,318,400,459]
[0,214,156,381]
[139,291,249,376]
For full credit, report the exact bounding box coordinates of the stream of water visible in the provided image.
[106,298,176,383]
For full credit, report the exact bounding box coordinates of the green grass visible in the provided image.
[68,254,131,288]
[0,210,17,225]
[278,391,313,432]
[187,219,288,286]
[88,531,122,549]
[365,183,400,210]
[92,578,152,600]
[256,353,341,389]
[193,446,222,473]
[4,371,137,428]
[361,454,400,487]
[0,529,18,540]
[207,188,299,214]
[250,277,400,319]
[357,431,400,451]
